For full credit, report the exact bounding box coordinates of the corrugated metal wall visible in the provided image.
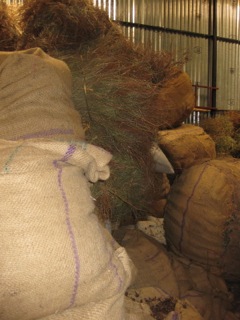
[115,0,209,34]
[217,0,240,110]
[218,0,240,40]
[4,0,23,5]
[94,0,240,111]
[4,0,240,110]
[217,41,240,110]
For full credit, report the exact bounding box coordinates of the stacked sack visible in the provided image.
[0,48,135,320]
[0,47,85,141]
[164,158,240,281]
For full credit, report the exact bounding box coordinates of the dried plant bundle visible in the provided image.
[0,1,20,51]
[14,0,191,223]
[201,114,240,156]
[17,0,112,51]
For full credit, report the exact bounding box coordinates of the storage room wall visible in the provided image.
[94,0,240,111]
[4,0,240,110]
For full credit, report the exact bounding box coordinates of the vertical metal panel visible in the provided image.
[111,0,209,34]
[4,0,23,4]
[93,0,210,109]
[217,0,240,39]
[93,0,112,18]
[7,0,240,111]
[94,0,209,34]
[217,41,240,110]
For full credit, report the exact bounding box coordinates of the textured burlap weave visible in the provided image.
[0,139,134,320]
[0,48,136,320]
[152,72,195,129]
[0,47,85,141]
[157,124,216,173]
[164,158,240,281]
[123,230,233,320]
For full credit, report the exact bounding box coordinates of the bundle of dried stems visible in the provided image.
[5,0,189,224]
[0,1,20,51]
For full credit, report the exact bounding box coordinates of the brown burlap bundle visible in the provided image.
[164,158,240,281]
[171,256,233,320]
[122,230,234,320]
[151,72,195,129]
[0,47,85,141]
[157,124,216,173]
[0,139,134,320]
[122,229,179,298]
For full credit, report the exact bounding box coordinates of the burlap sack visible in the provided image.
[122,230,233,320]
[165,300,204,320]
[127,287,204,320]
[151,72,195,129]
[164,158,240,281]
[122,229,179,298]
[157,124,216,173]
[171,256,232,320]
[0,47,85,141]
[0,139,133,320]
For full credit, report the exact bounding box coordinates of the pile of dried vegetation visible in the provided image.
[0,1,20,51]
[17,0,112,52]
[200,112,240,157]
[3,0,192,225]
[59,31,184,224]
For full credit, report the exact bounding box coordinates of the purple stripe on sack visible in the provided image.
[110,252,124,293]
[181,292,204,299]
[53,144,80,308]
[14,128,74,140]
[178,163,208,252]
[105,237,124,293]
[144,249,162,261]
[171,312,180,320]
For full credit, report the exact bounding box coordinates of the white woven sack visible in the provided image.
[0,139,133,320]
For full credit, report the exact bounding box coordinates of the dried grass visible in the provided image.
[14,0,188,223]
[201,115,234,137]
[215,136,237,154]
[62,44,184,223]
[0,1,20,51]
[201,114,240,156]
[228,111,240,130]
[17,0,112,51]
[63,51,158,222]
[93,155,155,225]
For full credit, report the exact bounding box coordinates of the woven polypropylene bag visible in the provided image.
[0,139,133,320]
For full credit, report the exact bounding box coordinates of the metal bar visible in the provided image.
[211,0,217,109]
[208,0,213,107]
[194,106,225,111]
[115,20,210,39]
[192,84,219,89]
[115,19,240,45]
[216,36,240,45]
